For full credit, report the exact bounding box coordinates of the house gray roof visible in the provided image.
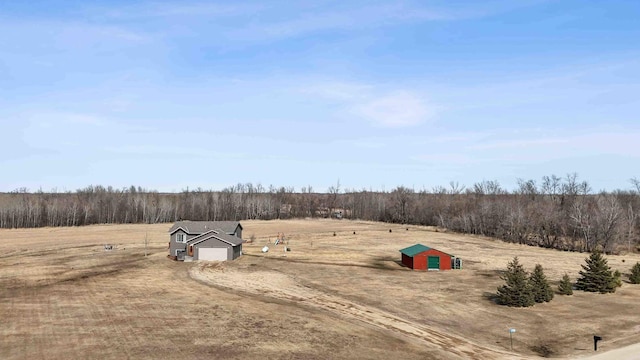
[169,221,242,235]
[185,230,218,244]
[188,231,244,247]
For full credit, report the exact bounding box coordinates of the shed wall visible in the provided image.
[419,249,452,270]
[401,253,413,269]
[404,248,453,271]
[413,254,427,270]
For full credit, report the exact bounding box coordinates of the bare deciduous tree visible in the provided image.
[0,173,636,255]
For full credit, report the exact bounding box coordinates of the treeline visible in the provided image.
[1,174,639,253]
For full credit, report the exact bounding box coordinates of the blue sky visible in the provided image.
[1,0,639,193]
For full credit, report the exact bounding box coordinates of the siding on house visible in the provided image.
[169,230,200,257]
[189,232,243,260]
[232,245,241,260]
[168,221,244,260]
[193,237,232,260]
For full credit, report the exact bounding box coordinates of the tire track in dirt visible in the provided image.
[190,264,524,360]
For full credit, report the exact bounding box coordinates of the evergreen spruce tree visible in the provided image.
[612,269,623,288]
[629,262,640,284]
[575,251,616,293]
[497,257,534,307]
[529,264,554,303]
[558,273,573,295]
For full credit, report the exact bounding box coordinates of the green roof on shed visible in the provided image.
[399,244,431,257]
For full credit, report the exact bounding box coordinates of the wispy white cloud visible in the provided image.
[406,127,640,171]
[435,58,640,113]
[231,3,447,41]
[411,153,475,165]
[217,0,554,44]
[469,128,640,158]
[27,113,108,129]
[469,137,569,150]
[559,131,640,157]
[351,91,433,128]
[424,132,493,144]
[5,0,554,52]
[95,2,261,20]
[90,25,149,43]
[302,82,372,101]
[104,145,247,159]
[330,137,387,149]
[352,141,386,149]
[18,112,158,151]
[0,19,151,57]
[302,81,435,128]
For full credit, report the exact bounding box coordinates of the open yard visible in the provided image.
[1,219,640,359]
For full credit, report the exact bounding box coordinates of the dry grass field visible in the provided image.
[1,219,640,359]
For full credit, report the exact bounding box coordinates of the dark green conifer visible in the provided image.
[529,264,554,303]
[497,257,534,307]
[558,273,573,295]
[629,262,640,284]
[612,269,623,288]
[575,251,616,293]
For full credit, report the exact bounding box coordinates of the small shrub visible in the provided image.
[531,342,555,358]
[558,273,573,295]
[612,269,623,288]
[629,262,640,284]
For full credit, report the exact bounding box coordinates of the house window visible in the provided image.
[177,233,186,243]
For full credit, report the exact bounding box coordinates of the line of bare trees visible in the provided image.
[1,175,639,253]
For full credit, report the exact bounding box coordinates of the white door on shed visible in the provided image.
[198,247,228,261]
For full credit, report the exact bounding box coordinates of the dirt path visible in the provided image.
[190,263,523,360]
[578,343,640,360]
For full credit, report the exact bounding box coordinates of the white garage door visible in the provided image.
[198,248,228,261]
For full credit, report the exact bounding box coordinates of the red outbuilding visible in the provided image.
[399,244,456,271]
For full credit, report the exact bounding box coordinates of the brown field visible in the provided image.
[1,219,640,359]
